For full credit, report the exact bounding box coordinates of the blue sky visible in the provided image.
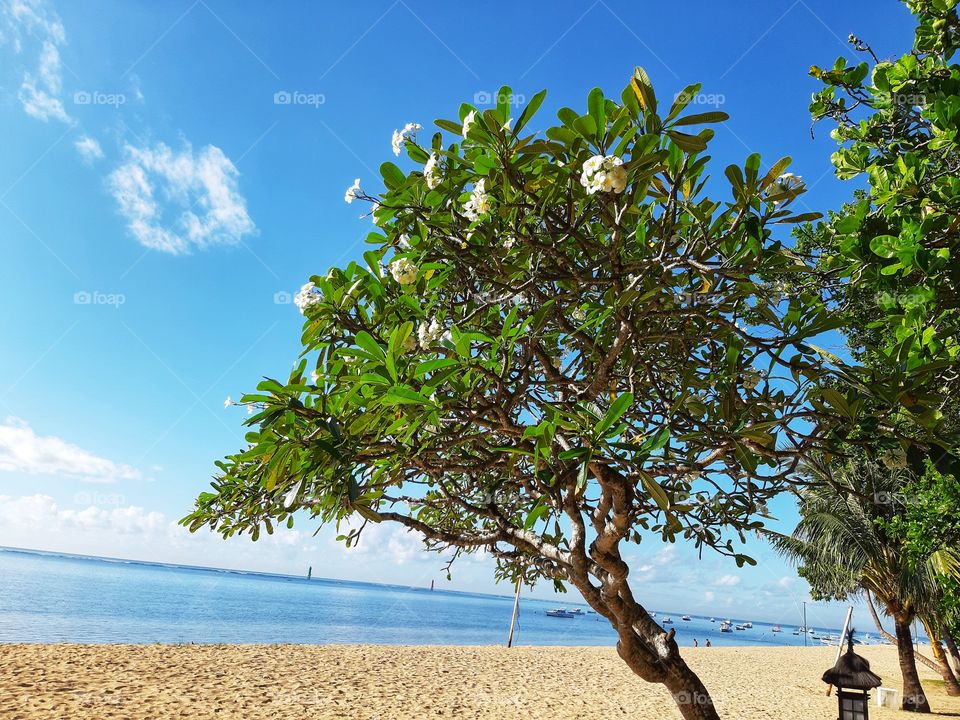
[0,0,915,628]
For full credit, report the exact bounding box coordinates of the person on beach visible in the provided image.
[693,639,698,647]
[705,639,712,647]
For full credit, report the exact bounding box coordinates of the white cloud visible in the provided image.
[704,590,715,603]
[776,575,795,588]
[0,417,142,483]
[109,141,257,254]
[74,134,103,163]
[715,574,741,587]
[2,0,72,124]
[0,494,163,535]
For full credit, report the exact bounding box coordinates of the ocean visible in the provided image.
[0,546,840,647]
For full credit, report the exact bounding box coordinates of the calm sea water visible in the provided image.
[0,547,838,647]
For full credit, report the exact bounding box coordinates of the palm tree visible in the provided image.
[768,458,960,712]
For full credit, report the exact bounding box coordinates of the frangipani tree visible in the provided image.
[184,69,835,720]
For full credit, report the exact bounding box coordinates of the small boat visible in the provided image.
[792,630,800,635]
[743,622,753,628]
[662,616,673,625]
[720,622,732,633]
[709,618,716,623]
[651,612,657,618]
[772,625,782,633]
[798,626,806,632]
[546,609,577,618]
[735,624,746,631]
[567,608,585,615]
[681,615,691,621]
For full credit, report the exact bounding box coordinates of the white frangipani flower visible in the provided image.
[389,257,418,285]
[417,317,443,348]
[463,178,491,221]
[462,110,477,136]
[391,122,422,156]
[423,153,441,189]
[398,234,412,249]
[401,333,417,353]
[294,281,322,314]
[769,173,804,204]
[344,177,361,203]
[580,154,627,195]
[224,395,232,408]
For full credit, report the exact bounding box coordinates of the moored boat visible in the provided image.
[545,609,577,618]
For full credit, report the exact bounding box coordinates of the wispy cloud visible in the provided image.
[2,0,72,124]
[74,134,103,163]
[109,141,257,254]
[0,417,142,483]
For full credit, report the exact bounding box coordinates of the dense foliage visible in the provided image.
[184,68,840,720]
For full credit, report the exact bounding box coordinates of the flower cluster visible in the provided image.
[424,153,441,189]
[389,258,418,285]
[463,178,491,221]
[344,178,361,204]
[391,122,422,156]
[417,317,443,348]
[294,281,322,314]
[580,154,627,195]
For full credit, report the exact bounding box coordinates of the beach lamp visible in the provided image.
[822,630,882,720]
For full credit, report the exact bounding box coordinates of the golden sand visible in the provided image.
[2,643,959,719]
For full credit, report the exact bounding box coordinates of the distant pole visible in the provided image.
[307,566,312,581]
[803,602,807,647]
[507,578,522,648]
[826,606,854,697]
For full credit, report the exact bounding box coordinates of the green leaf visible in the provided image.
[671,111,729,126]
[380,162,406,190]
[513,89,547,136]
[384,385,432,406]
[596,392,633,435]
[523,500,549,530]
[639,471,670,510]
[588,87,606,137]
[355,331,386,361]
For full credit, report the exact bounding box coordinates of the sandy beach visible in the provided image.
[2,643,959,719]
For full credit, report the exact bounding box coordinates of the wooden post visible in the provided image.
[507,578,522,647]
[826,606,854,696]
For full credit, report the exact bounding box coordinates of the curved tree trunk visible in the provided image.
[615,623,720,720]
[943,626,960,676]
[895,614,932,713]
[865,590,939,672]
[922,618,960,696]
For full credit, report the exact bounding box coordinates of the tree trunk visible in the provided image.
[922,619,960,696]
[943,625,960,676]
[895,615,932,712]
[616,627,720,720]
[865,590,939,672]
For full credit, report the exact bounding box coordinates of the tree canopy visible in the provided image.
[183,69,840,720]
